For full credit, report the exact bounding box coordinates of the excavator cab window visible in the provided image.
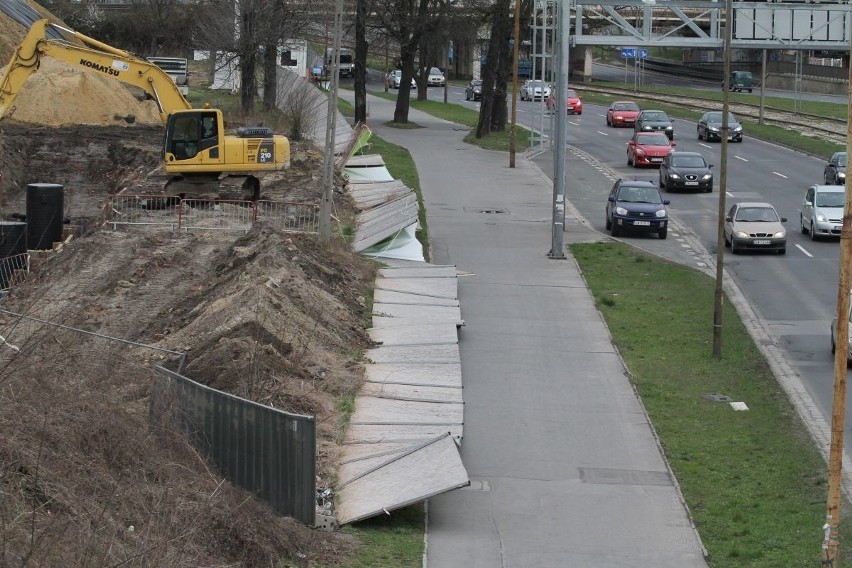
[167,114,201,160]
[199,112,219,154]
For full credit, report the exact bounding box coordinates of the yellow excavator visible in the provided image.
[0,19,291,200]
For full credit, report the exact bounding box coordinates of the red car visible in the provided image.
[627,132,676,168]
[545,88,583,115]
[606,100,640,127]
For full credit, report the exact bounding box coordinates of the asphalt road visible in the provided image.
[362,72,852,460]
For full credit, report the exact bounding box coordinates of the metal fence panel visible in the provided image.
[106,197,319,234]
[256,201,320,233]
[106,195,180,229]
[151,365,316,525]
[179,199,255,232]
[0,253,30,292]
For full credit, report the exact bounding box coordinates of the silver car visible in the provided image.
[831,295,852,363]
[800,184,845,240]
[520,80,550,101]
[387,70,415,89]
[724,202,787,254]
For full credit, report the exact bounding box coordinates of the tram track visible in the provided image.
[579,84,847,146]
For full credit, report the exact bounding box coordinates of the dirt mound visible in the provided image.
[0,8,165,127]
[0,7,376,565]
[4,58,163,126]
[0,224,376,566]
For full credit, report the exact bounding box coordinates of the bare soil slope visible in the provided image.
[0,10,376,567]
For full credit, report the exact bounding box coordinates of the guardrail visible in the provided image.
[106,196,320,233]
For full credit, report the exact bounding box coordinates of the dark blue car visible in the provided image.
[605,179,670,239]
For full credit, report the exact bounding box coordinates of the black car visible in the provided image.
[634,110,674,140]
[824,151,847,185]
[697,111,744,142]
[465,79,483,101]
[605,179,670,239]
[659,151,713,193]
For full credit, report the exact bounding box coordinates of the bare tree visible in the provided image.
[372,0,446,123]
[354,0,370,123]
[475,0,516,137]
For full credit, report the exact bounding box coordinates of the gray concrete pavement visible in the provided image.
[343,91,709,567]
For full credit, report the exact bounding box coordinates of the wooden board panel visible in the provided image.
[369,323,459,346]
[361,382,463,403]
[336,434,469,524]
[365,362,462,387]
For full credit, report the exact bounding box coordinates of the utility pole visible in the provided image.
[319,0,343,243]
[759,49,766,125]
[712,0,732,357]
[509,0,522,168]
[822,26,852,566]
[547,0,568,260]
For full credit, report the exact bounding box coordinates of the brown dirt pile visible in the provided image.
[0,8,165,127]
[0,8,377,566]
[4,58,163,126]
[0,225,377,566]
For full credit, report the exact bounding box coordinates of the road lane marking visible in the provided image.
[735,155,748,162]
[772,171,788,178]
[597,131,609,136]
[796,244,813,257]
[698,142,712,149]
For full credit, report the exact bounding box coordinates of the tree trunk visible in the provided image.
[475,0,512,137]
[239,9,258,113]
[393,44,417,123]
[262,42,278,112]
[354,0,369,124]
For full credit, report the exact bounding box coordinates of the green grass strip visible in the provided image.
[570,241,852,566]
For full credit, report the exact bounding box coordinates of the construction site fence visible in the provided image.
[151,365,317,525]
[106,196,320,234]
[0,253,31,294]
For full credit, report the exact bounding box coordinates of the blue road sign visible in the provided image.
[621,48,648,59]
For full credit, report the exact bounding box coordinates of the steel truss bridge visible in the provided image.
[560,0,852,50]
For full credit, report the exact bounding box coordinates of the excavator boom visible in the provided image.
[0,19,191,123]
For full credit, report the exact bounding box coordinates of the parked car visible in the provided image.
[627,132,676,168]
[520,80,550,101]
[800,184,845,240]
[724,202,787,254]
[605,179,670,239]
[465,79,483,101]
[725,70,754,93]
[824,151,847,185]
[634,110,674,139]
[388,70,415,89]
[427,67,445,87]
[606,101,641,127]
[697,111,744,142]
[545,88,582,114]
[659,151,713,193]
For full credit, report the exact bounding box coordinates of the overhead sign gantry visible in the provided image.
[571,0,852,51]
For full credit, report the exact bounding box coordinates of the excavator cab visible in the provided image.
[164,110,220,161]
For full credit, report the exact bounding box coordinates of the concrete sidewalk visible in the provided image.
[343,91,709,568]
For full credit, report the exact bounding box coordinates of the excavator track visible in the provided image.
[164,174,261,201]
